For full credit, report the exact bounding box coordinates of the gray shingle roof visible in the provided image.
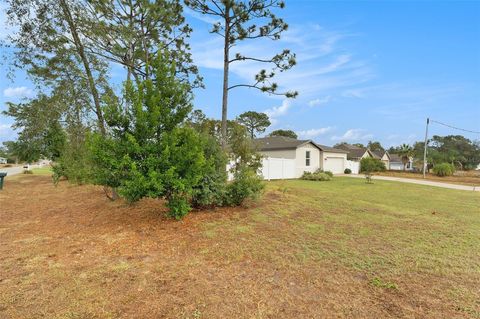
[335,144,370,159]
[313,143,349,154]
[254,136,347,153]
[389,154,403,162]
[254,136,312,151]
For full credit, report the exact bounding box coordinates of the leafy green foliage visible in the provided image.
[89,55,207,218]
[269,129,298,139]
[301,171,332,181]
[344,168,352,174]
[396,144,415,171]
[360,157,386,173]
[191,135,228,208]
[225,166,265,206]
[236,111,271,138]
[432,163,455,177]
[367,141,385,152]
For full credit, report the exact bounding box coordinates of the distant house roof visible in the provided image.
[313,143,349,154]
[371,150,390,160]
[254,136,347,153]
[335,144,373,160]
[389,154,403,162]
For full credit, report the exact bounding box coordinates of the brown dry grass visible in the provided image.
[378,170,480,186]
[0,175,479,318]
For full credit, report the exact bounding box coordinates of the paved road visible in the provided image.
[0,165,39,177]
[340,174,480,192]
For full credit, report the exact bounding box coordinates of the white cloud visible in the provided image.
[184,7,222,25]
[190,23,373,101]
[264,99,291,119]
[298,127,332,139]
[3,86,33,98]
[331,129,373,141]
[308,96,331,107]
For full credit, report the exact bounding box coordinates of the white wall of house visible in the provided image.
[381,154,390,169]
[295,144,320,177]
[321,152,347,174]
[390,162,403,170]
[259,149,296,160]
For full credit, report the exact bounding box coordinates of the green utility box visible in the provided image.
[0,172,7,190]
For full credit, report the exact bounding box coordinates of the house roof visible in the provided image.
[254,136,347,153]
[313,143,349,154]
[389,154,403,162]
[254,136,314,151]
[335,144,371,159]
[371,150,390,160]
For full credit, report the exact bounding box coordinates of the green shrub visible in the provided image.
[432,163,455,177]
[191,135,228,208]
[166,194,191,220]
[225,165,264,206]
[344,168,352,174]
[23,169,33,174]
[360,157,386,173]
[301,171,332,181]
[314,168,333,177]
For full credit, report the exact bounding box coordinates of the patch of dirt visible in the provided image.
[0,175,477,318]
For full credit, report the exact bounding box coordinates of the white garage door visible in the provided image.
[324,157,345,174]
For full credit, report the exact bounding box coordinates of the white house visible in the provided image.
[389,154,414,171]
[254,136,348,178]
[0,157,7,164]
[372,150,391,169]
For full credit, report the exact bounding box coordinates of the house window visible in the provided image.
[306,151,311,166]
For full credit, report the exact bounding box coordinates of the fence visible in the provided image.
[259,157,296,180]
[227,157,297,181]
[345,160,360,174]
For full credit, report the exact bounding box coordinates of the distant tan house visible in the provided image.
[372,150,391,169]
[334,144,375,161]
[389,154,414,171]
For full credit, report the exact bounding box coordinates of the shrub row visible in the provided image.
[301,169,333,181]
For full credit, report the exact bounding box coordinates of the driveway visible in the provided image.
[340,174,480,192]
[0,165,39,177]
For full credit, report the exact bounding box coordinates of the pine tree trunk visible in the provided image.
[59,0,106,136]
[221,7,230,148]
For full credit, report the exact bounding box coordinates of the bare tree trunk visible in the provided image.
[221,6,231,148]
[59,0,106,136]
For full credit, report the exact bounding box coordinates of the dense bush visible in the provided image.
[88,55,264,219]
[360,157,386,173]
[225,165,265,206]
[301,171,332,181]
[344,168,352,174]
[432,163,455,177]
[52,134,92,185]
[190,141,228,208]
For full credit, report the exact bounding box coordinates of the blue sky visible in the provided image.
[1,0,479,147]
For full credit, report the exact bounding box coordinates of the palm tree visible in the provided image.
[398,144,414,171]
[397,144,414,171]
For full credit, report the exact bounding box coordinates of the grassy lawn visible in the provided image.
[0,175,479,318]
[31,167,53,175]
